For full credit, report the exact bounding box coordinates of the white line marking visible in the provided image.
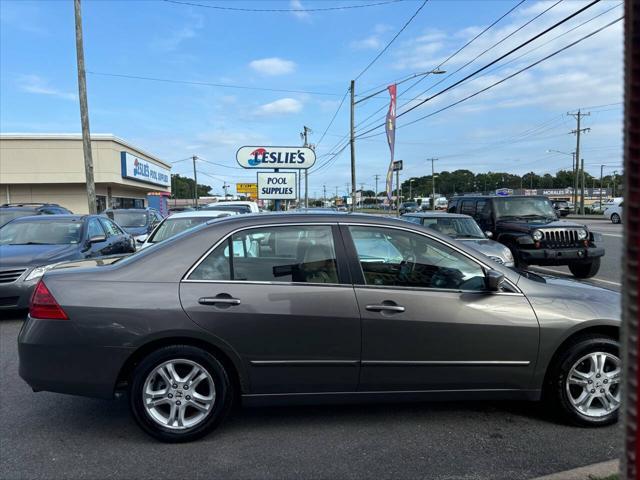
[532,267,622,287]
[599,233,623,238]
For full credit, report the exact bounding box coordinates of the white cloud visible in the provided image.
[151,12,203,51]
[256,98,303,116]
[248,57,296,76]
[350,24,392,50]
[17,75,76,101]
[290,0,310,21]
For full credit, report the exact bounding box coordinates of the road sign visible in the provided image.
[236,146,316,169]
[257,172,297,200]
[392,160,403,171]
[236,183,258,195]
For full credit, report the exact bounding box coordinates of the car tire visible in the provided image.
[129,345,233,442]
[546,335,620,427]
[611,213,621,224]
[568,258,601,278]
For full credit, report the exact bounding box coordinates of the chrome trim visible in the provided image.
[361,360,531,366]
[250,360,359,366]
[183,279,350,287]
[242,388,530,398]
[340,221,523,294]
[182,222,338,281]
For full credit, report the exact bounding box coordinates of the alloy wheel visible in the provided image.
[565,351,621,418]
[142,359,216,430]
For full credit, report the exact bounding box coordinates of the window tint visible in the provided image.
[100,218,123,236]
[460,200,475,216]
[190,225,339,284]
[402,216,422,225]
[87,218,105,238]
[447,200,457,213]
[475,200,489,219]
[349,226,485,291]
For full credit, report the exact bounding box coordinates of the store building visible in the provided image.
[0,134,171,214]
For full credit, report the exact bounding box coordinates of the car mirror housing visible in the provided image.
[484,231,493,238]
[484,269,505,291]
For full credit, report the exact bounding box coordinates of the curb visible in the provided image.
[530,459,619,480]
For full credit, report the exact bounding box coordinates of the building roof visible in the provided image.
[0,133,170,169]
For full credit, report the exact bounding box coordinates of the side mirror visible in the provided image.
[136,235,148,244]
[484,231,493,238]
[484,269,505,292]
[88,234,107,244]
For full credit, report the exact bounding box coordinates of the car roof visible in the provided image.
[403,212,471,219]
[104,208,152,212]
[168,210,238,219]
[0,206,39,212]
[203,212,412,227]
[8,214,87,222]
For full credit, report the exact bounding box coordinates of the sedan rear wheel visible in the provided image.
[611,213,621,224]
[548,335,620,426]
[130,345,233,442]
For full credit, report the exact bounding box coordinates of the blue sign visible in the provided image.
[495,188,513,197]
[121,152,170,187]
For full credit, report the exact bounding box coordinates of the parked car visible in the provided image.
[103,208,164,244]
[589,201,605,213]
[0,214,134,310]
[603,198,623,224]
[0,203,72,227]
[19,213,620,442]
[139,210,237,249]
[168,206,195,214]
[448,195,604,278]
[205,201,260,213]
[402,212,515,267]
[399,202,419,215]
[201,204,252,214]
[551,200,571,217]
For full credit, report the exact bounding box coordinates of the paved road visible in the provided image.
[0,220,624,480]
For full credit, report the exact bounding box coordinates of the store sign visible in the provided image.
[392,160,403,171]
[257,172,297,199]
[120,152,170,187]
[236,146,316,169]
[542,188,573,196]
[495,188,513,196]
[236,183,258,195]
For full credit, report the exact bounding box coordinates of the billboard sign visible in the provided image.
[236,146,316,169]
[236,183,258,196]
[495,188,513,196]
[120,152,170,187]
[257,172,297,199]
[392,160,403,171]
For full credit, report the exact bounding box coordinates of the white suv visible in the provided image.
[603,198,623,224]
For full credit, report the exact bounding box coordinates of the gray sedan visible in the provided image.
[19,213,620,442]
[402,212,515,267]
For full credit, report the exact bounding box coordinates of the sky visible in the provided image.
[0,0,624,197]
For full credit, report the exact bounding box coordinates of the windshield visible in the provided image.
[0,219,83,245]
[149,217,211,243]
[110,211,148,227]
[494,197,556,220]
[0,210,33,227]
[422,217,485,239]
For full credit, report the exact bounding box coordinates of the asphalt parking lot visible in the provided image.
[0,218,623,480]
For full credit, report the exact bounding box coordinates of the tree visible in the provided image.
[171,174,212,199]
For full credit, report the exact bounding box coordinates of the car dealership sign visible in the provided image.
[257,172,297,199]
[120,152,170,187]
[236,146,316,169]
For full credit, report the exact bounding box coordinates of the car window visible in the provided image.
[189,225,339,284]
[349,226,485,291]
[403,216,422,225]
[87,218,105,238]
[460,200,475,216]
[100,218,122,236]
[0,219,83,245]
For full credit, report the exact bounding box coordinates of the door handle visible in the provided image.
[365,304,405,313]
[198,297,241,306]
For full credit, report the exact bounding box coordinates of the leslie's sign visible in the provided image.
[236,146,316,169]
[121,152,170,187]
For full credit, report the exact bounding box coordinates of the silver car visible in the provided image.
[402,212,515,267]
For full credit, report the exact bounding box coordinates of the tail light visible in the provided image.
[29,280,68,320]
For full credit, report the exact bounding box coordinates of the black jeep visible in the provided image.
[448,195,604,278]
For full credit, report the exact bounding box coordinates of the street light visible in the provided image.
[349,69,447,211]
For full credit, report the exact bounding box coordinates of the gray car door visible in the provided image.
[179,223,361,394]
[342,224,539,393]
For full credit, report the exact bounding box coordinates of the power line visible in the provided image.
[162,0,406,13]
[356,0,604,138]
[354,0,430,81]
[366,17,622,138]
[316,89,350,147]
[87,70,344,97]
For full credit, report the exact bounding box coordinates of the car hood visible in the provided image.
[50,255,127,272]
[496,219,587,233]
[0,244,80,268]
[520,274,620,324]
[458,238,509,256]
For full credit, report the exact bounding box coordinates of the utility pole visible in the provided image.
[223,181,229,199]
[323,184,327,205]
[427,158,438,210]
[409,179,413,201]
[395,169,400,216]
[568,110,590,214]
[192,156,199,207]
[359,183,365,209]
[599,165,604,208]
[300,126,312,208]
[74,0,96,214]
[374,174,380,199]
[350,80,356,212]
[581,158,586,214]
